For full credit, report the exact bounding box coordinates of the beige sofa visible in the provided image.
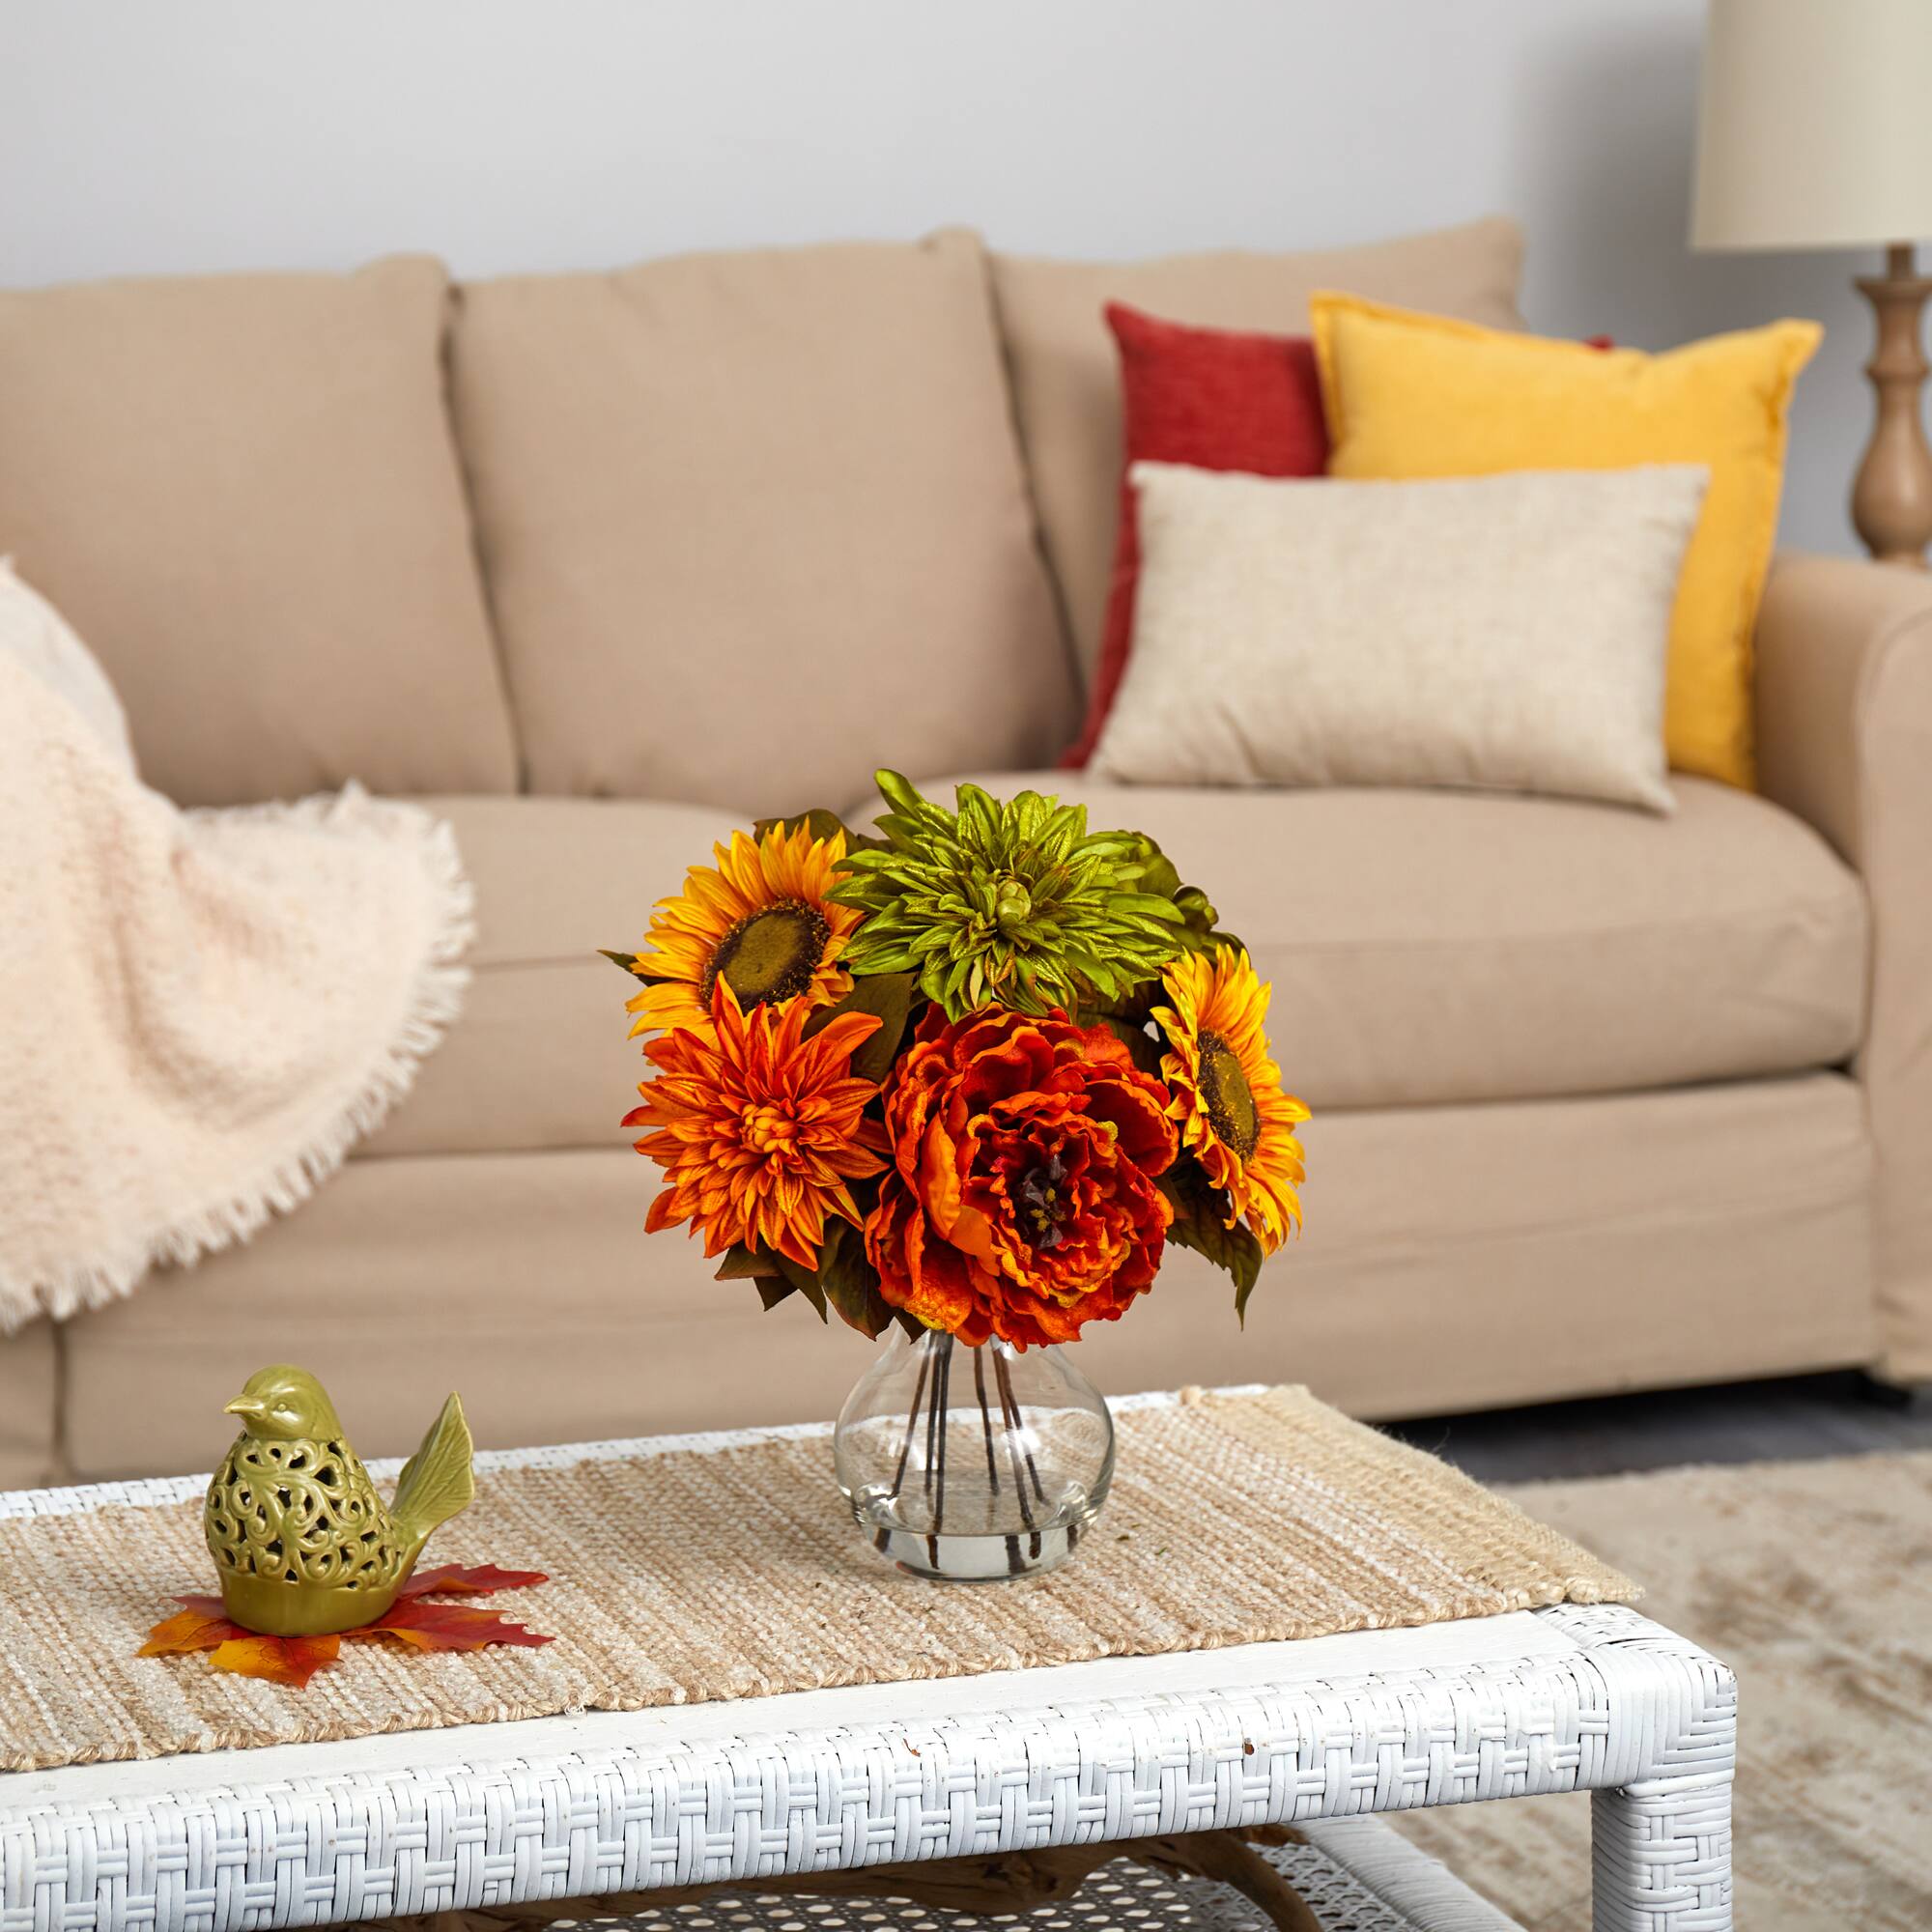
[2,217,1926,1486]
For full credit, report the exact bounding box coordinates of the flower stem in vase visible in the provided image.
[927,1335,952,1565]
[834,1328,1115,1582]
[994,1347,1049,1510]
[889,1343,930,1503]
[973,1347,1001,1497]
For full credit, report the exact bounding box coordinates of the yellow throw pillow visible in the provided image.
[1309,294,1820,788]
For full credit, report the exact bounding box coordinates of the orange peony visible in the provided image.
[866,1007,1178,1348]
[626,980,888,1267]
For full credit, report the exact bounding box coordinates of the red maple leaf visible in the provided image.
[139,1566,551,1687]
[363,1597,552,1652]
[399,1562,548,1597]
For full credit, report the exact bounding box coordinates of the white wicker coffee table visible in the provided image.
[0,1444,1735,1932]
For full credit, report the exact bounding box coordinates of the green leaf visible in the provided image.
[773,1252,830,1321]
[1127,838,1183,901]
[752,807,852,847]
[1173,885,1219,938]
[1099,1013,1165,1077]
[715,1243,785,1281]
[599,948,644,978]
[1157,1156,1266,1322]
[814,1223,899,1339]
[719,1246,801,1314]
[1229,1241,1267,1325]
[1097,980,1159,1026]
[873,769,924,818]
[804,971,917,1085]
[756,1225,900,1338]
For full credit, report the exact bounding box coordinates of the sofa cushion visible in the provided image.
[990,217,1526,685]
[365,795,745,1158]
[1309,295,1820,790]
[0,1318,57,1491]
[0,257,517,806]
[382,779,1867,1157]
[858,773,1868,1111]
[1097,463,1704,811]
[63,1074,1873,1476]
[449,231,1078,816]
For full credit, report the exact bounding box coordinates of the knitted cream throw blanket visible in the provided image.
[0,637,472,1332]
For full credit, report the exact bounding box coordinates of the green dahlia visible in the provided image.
[829,771,1196,1021]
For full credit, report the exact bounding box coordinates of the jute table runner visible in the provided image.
[0,1386,1634,1773]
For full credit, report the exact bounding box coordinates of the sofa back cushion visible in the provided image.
[990,217,1526,683]
[450,229,1076,816]
[0,256,517,806]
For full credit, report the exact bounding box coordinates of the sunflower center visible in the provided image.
[1016,1149,1068,1250]
[702,898,829,1009]
[1197,1030,1260,1163]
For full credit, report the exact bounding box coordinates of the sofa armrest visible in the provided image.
[1755,551,1932,1383]
[1756,551,1932,867]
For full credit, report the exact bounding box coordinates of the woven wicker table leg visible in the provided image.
[1591,1782,1734,1931]
[374,1827,1318,1932]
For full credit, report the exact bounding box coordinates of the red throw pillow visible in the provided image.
[1062,302,1331,768]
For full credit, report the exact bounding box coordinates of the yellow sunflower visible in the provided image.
[1153,948,1309,1254]
[627,822,860,1041]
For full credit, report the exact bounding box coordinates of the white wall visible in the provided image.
[0,0,1889,554]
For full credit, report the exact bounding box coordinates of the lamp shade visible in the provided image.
[1692,0,1932,252]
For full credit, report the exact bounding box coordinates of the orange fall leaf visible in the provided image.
[140,1566,551,1686]
[138,1600,247,1657]
[211,1633,341,1689]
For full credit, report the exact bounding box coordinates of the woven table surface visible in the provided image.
[0,1385,1634,1773]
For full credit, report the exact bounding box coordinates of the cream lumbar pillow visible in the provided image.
[1091,462,1709,812]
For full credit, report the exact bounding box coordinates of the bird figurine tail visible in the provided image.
[392,1392,475,1557]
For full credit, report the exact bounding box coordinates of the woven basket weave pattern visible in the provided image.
[0,1605,1734,1932]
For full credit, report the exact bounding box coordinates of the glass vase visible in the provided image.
[833,1328,1114,1581]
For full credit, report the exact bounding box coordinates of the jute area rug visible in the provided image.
[1393,1450,1932,1932]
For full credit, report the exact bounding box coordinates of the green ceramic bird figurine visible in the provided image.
[204,1365,475,1637]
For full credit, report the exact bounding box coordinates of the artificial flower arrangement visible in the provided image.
[607,772,1308,1350]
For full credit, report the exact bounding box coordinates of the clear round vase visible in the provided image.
[833,1327,1115,1581]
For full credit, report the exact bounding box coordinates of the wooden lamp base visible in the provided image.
[1853,241,1932,567]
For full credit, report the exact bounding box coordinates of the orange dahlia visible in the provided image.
[1154,949,1308,1254]
[627,823,860,1042]
[866,1007,1177,1348]
[625,981,889,1268]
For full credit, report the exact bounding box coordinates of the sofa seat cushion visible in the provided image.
[0,258,517,806]
[449,231,1078,817]
[384,780,1868,1158]
[863,773,1867,1111]
[366,795,743,1158]
[64,1075,1873,1476]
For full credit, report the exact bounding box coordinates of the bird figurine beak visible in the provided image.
[223,1396,266,1418]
